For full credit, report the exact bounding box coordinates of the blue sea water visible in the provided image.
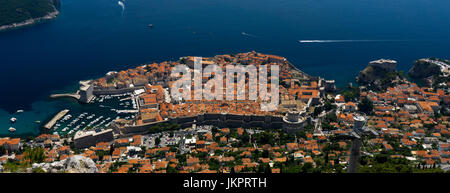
[0,0,449,136]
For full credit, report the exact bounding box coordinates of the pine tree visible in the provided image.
[264,164,272,174]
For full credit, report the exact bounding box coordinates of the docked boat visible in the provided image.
[10,117,17,123]
[16,110,24,113]
[9,127,16,132]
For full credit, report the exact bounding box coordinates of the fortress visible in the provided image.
[368,59,397,71]
[67,52,334,141]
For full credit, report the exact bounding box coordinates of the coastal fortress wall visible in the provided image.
[119,113,285,135]
[73,129,114,149]
[50,82,144,103]
[368,59,397,71]
[78,52,316,137]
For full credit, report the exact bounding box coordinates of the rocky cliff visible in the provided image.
[0,0,60,31]
[356,59,405,90]
[408,59,442,79]
[357,65,390,84]
[31,155,98,173]
[357,59,396,83]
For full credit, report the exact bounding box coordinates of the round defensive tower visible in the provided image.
[282,110,306,133]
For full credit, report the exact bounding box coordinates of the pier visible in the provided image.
[44,109,70,129]
[116,110,139,114]
[50,92,80,100]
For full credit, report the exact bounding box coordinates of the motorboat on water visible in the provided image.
[10,117,17,123]
[16,110,24,113]
[9,127,16,132]
[63,114,72,121]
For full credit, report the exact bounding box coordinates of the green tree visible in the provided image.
[155,137,161,146]
[324,100,336,111]
[23,147,46,164]
[231,166,236,173]
[313,106,323,117]
[358,97,374,115]
[342,87,360,102]
[264,164,272,173]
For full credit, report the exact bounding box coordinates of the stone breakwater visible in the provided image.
[0,10,59,32]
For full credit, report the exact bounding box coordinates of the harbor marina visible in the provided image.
[46,92,139,136]
[43,109,70,129]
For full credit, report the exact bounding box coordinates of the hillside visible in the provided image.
[408,59,444,79]
[0,0,60,28]
[356,59,405,90]
[357,65,392,84]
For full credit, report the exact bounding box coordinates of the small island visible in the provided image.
[0,0,60,31]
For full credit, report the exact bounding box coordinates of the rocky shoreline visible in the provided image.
[0,10,59,32]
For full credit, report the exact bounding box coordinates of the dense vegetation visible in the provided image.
[23,147,46,163]
[357,64,405,91]
[2,147,46,172]
[358,153,446,173]
[358,96,374,115]
[0,0,58,26]
[408,59,442,79]
[341,86,360,102]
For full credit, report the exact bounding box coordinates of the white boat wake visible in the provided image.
[242,32,259,38]
[118,1,125,15]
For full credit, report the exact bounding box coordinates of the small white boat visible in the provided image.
[10,117,17,123]
[16,110,24,113]
[9,127,16,132]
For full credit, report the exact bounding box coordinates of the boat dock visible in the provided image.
[44,109,70,129]
[116,109,139,114]
[50,92,81,100]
